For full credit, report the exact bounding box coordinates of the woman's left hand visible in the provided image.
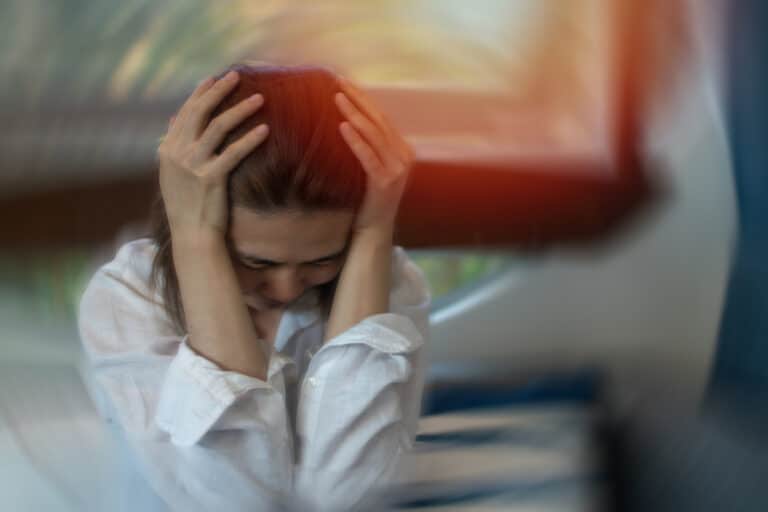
[334,77,414,237]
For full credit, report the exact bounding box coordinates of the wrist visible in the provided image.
[171,227,227,262]
[346,227,394,279]
[352,222,395,245]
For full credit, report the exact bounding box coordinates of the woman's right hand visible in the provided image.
[156,70,269,241]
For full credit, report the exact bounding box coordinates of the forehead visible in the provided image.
[227,207,354,261]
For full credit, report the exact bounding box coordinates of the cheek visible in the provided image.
[234,266,263,290]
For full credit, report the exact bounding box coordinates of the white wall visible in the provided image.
[429,2,736,413]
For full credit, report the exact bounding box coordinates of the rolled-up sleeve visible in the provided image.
[295,247,431,510]
[155,338,292,447]
[77,242,295,509]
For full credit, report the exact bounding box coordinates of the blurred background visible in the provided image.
[2,0,766,510]
[0,0,663,350]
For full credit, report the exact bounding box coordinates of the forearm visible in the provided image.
[172,231,268,380]
[324,227,393,343]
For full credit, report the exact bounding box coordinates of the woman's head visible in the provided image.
[151,64,367,333]
[216,63,365,211]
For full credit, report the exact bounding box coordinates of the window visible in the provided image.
[2,0,673,309]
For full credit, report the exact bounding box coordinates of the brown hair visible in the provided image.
[149,64,366,334]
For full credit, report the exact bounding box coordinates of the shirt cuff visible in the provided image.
[390,247,431,310]
[322,313,425,355]
[156,338,291,446]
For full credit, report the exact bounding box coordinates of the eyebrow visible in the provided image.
[234,247,347,266]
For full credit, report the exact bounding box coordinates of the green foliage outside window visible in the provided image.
[0,250,512,321]
[410,252,512,300]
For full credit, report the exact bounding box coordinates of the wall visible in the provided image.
[429,1,735,412]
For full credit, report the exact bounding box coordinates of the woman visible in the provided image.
[78,64,430,511]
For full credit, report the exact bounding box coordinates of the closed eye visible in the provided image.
[237,259,274,270]
[237,258,338,270]
[306,258,338,267]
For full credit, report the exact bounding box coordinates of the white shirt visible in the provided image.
[77,238,431,511]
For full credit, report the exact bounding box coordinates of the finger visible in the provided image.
[337,77,390,134]
[177,70,241,143]
[335,92,396,169]
[339,77,402,145]
[190,76,215,100]
[339,122,389,186]
[167,77,213,139]
[194,93,264,159]
[212,123,269,177]
[337,95,408,183]
[338,77,412,163]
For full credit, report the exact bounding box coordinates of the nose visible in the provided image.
[260,268,306,306]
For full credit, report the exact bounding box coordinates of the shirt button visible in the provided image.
[307,377,318,388]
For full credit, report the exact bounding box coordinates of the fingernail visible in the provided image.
[226,71,239,81]
[248,93,263,103]
[197,76,213,87]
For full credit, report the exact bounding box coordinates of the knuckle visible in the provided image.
[158,145,181,165]
[187,102,204,118]
[214,78,232,93]
[217,150,236,167]
[198,173,217,186]
[179,158,195,172]
[352,112,368,126]
[208,117,224,134]
[365,154,380,169]
[192,167,217,185]
[179,149,200,169]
